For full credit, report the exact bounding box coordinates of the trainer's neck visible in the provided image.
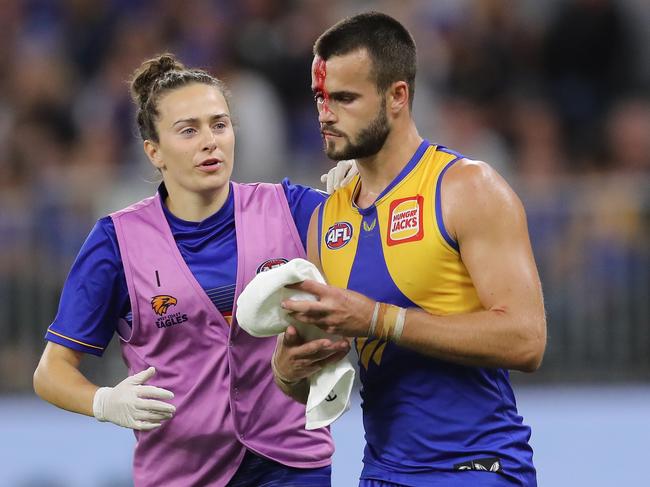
[164,182,230,222]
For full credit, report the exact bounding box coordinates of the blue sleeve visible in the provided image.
[281,178,328,250]
[46,217,130,356]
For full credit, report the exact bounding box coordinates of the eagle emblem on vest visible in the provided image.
[151,295,178,316]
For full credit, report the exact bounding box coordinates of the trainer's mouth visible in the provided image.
[198,158,223,167]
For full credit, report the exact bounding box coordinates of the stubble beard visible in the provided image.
[323,98,390,161]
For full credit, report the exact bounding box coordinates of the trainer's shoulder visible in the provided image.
[109,195,158,218]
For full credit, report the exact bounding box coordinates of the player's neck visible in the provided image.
[355,124,422,208]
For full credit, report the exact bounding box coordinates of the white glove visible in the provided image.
[320,160,358,194]
[93,367,176,431]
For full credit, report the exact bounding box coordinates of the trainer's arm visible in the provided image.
[397,160,546,371]
[35,341,176,430]
[34,342,98,416]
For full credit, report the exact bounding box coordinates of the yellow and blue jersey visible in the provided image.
[318,141,536,486]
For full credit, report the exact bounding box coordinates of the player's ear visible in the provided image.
[144,140,164,169]
[388,81,409,114]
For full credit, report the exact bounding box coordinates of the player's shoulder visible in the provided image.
[445,158,496,184]
[441,158,525,235]
[444,158,518,204]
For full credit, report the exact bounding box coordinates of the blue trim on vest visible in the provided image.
[356,140,431,216]
[435,145,466,159]
[317,203,323,262]
[435,157,462,252]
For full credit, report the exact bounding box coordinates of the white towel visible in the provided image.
[236,258,355,430]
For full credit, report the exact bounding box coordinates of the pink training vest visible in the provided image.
[110,182,333,487]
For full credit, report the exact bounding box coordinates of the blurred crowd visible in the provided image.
[0,0,648,391]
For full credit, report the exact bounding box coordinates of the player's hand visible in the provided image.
[282,280,375,337]
[320,160,358,194]
[93,367,176,431]
[273,325,350,384]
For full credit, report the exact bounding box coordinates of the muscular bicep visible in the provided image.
[445,161,544,320]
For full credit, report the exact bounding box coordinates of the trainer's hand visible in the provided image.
[273,325,350,384]
[320,160,358,194]
[93,367,176,431]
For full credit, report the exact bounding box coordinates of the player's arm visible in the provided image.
[272,207,350,402]
[284,160,546,372]
[394,160,546,371]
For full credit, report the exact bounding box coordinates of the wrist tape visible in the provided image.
[368,302,406,342]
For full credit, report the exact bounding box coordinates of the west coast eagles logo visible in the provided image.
[151,295,178,316]
[256,258,288,274]
[151,295,188,329]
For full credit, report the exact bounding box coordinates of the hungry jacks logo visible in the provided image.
[387,195,424,246]
[151,295,188,329]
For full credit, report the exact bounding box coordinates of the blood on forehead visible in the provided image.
[312,56,331,113]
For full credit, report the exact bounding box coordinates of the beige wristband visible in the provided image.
[368,301,380,336]
[368,302,406,343]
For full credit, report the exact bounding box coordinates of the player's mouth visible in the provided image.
[322,130,344,141]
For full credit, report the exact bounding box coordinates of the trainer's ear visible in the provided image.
[144,140,164,169]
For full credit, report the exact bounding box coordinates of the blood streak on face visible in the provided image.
[312,56,331,114]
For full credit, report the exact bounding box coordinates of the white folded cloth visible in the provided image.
[236,258,355,430]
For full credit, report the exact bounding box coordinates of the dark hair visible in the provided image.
[313,11,417,110]
[130,53,230,142]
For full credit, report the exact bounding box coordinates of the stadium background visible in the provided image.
[0,0,648,485]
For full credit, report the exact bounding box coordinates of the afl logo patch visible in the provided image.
[325,222,353,249]
[387,195,424,246]
[256,258,288,273]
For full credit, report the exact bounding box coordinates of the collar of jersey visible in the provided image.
[350,139,431,216]
[158,181,235,230]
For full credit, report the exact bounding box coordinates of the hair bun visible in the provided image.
[130,53,186,107]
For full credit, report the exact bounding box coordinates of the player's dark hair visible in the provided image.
[313,11,417,110]
[130,53,230,142]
